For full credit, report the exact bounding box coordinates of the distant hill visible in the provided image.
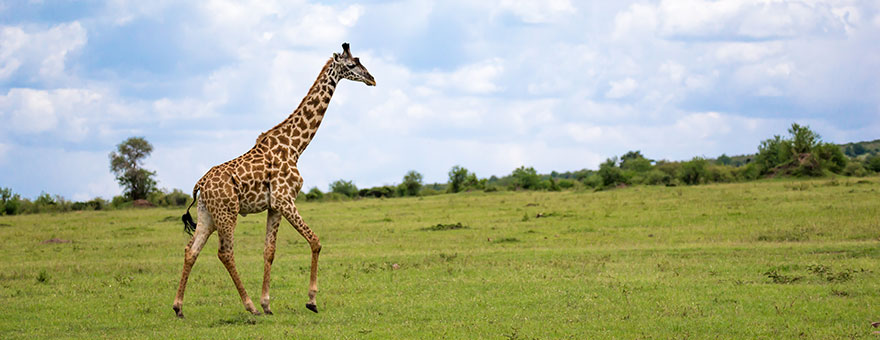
[840,139,880,158]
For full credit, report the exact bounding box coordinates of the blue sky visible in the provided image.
[1,0,878,201]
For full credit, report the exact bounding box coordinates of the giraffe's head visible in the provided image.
[332,43,376,86]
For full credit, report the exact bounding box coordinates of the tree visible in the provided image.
[788,123,820,156]
[852,143,867,156]
[619,151,652,172]
[304,187,324,201]
[511,166,540,190]
[598,157,626,187]
[716,154,732,166]
[755,135,788,173]
[813,143,847,174]
[867,155,880,172]
[679,157,708,185]
[0,187,18,216]
[109,137,157,200]
[447,165,470,193]
[401,170,423,196]
[329,179,358,198]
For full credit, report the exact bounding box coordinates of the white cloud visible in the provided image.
[497,0,576,23]
[425,58,504,94]
[659,61,685,83]
[714,42,782,63]
[0,21,86,83]
[614,0,850,41]
[612,3,658,39]
[605,78,638,99]
[191,1,365,58]
[5,89,57,133]
[0,87,146,142]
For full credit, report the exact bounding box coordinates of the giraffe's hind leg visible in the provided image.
[173,202,215,318]
[276,200,321,313]
[214,209,261,315]
[260,208,282,315]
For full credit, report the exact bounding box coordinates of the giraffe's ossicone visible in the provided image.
[173,43,375,318]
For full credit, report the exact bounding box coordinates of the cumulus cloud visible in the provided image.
[0,21,86,83]
[615,0,852,41]
[605,78,638,99]
[425,58,505,94]
[496,0,576,23]
[0,87,144,142]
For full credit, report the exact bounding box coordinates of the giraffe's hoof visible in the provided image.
[250,310,262,316]
[173,305,184,318]
[263,308,273,315]
[306,303,318,313]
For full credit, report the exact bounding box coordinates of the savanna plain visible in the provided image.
[1,177,879,339]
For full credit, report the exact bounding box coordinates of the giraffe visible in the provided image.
[172,43,375,318]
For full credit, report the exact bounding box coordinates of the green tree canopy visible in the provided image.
[401,170,423,196]
[447,165,474,193]
[329,179,358,198]
[109,137,157,200]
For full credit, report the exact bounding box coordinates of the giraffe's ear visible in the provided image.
[332,53,339,61]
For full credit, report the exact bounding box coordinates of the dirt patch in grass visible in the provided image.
[41,238,70,244]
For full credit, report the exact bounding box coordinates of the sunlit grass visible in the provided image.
[0,177,878,338]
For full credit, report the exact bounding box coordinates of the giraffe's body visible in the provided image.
[173,43,375,318]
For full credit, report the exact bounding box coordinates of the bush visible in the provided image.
[756,135,789,174]
[360,186,396,198]
[598,158,626,187]
[733,163,761,181]
[401,170,423,196]
[642,169,673,185]
[111,195,130,209]
[814,143,847,174]
[557,179,575,189]
[148,189,191,207]
[706,165,735,183]
[447,166,470,193]
[868,156,880,173]
[581,173,602,188]
[511,166,541,190]
[620,151,652,172]
[303,187,324,201]
[330,179,358,198]
[843,162,868,177]
[678,157,708,185]
[71,198,108,211]
[547,178,561,191]
[421,187,442,196]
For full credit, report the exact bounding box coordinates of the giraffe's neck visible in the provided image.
[268,59,339,156]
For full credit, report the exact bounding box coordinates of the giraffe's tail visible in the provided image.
[182,185,199,236]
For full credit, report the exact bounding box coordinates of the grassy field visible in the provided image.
[1,177,879,339]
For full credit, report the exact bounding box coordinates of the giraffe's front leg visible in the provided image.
[260,209,282,315]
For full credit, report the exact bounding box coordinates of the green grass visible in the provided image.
[1,177,879,339]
